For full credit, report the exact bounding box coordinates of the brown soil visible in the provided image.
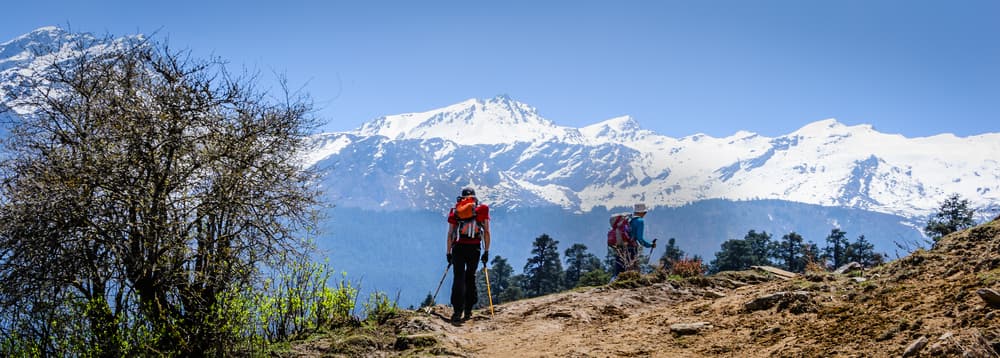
[290,218,1000,357]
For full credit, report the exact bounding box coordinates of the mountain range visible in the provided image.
[4,27,999,307]
[307,95,999,219]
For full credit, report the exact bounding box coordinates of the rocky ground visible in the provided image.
[287,217,1000,357]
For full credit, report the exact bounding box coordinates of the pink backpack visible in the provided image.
[607,212,635,246]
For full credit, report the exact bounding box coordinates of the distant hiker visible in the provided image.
[446,187,491,323]
[608,203,655,281]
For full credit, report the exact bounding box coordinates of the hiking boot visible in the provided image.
[450,311,462,323]
[462,309,472,321]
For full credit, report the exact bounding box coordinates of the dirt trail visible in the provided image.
[294,218,1000,357]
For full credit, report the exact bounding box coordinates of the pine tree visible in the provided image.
[845,235,884,268]
[577,268,612,287]
[604,248,618,272]
[824,228,849,268]
[710,239,752,273]
[745,230,773,267]
[564,244,602,289]
[523,234,564,298]
[499,274,526,303]
[709,230,773,273]
[658,238,685,270]
[487,256,515,304]
[419,292,435,308]
[773,232,807,272]
[925,193,976,242]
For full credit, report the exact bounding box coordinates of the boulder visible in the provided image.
[834,262,863,274]
[976,288,1000,308]
[670,322,712,335]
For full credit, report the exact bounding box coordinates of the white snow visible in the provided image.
[303,95,1000,217]
[300,135,352,167]
[3,26,997,218]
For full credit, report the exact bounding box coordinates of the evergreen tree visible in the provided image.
[773,232,807,272]
[710,239,752,273]
[658,238,685,270]
[604,248,618,272]
[845,235,884,268]
[475,268,489,309]
[709,230,775,274]
[745,230,773,267]
[523,234,564,298]
[564,244,602,289]
[577,268,612,287]
[824,228,849,268]
[924,193,976,242]
[499,274,526,303]
[419,292,435,308]
[488,256,515,304]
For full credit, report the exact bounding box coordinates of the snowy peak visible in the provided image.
[1,26,73,67]
[356,95,581,145]
[580,115,648,143]
[305,96,1000,218]
[790,118,876,139]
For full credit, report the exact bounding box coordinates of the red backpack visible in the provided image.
[607,212,634,246]
[452,196,483,240]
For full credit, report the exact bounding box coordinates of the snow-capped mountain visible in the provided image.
[308,97,999,219]
[3,27,996,221]
[1,27,138,116]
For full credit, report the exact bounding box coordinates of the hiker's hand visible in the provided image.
[447,253,453,264]
[652,239,658,249]
[481,251,489,265]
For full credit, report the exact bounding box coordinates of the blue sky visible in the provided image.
[2,0,997,138]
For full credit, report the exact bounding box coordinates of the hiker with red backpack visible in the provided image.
[608,203,656,281]
[446,187,491,323]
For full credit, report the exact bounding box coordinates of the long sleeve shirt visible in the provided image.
[630,216,653,248]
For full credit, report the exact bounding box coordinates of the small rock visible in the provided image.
[976,288,1000,308]
[902,336,928,357]
[670,322,712,336]
[851,277,867,283]
[834,262,863,274]
[702,290,726,299]
[937,332,954,341]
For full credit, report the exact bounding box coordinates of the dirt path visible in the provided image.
[417,279,772,357]
[293,218,1000,357]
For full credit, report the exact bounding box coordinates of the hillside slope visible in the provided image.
[291,216,1000,357]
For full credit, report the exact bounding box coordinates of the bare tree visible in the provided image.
[0,32,319,355]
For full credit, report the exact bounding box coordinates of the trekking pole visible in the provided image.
[425,263,451,313]
[646,238,658,267]
[483,263,495,319]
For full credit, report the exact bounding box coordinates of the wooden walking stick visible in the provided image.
[483,263,495,319]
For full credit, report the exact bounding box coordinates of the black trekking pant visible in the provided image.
[450,243,481,313]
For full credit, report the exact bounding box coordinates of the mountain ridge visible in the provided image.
[307,95,999,218]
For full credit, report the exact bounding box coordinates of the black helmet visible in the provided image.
[461,187,476,197]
